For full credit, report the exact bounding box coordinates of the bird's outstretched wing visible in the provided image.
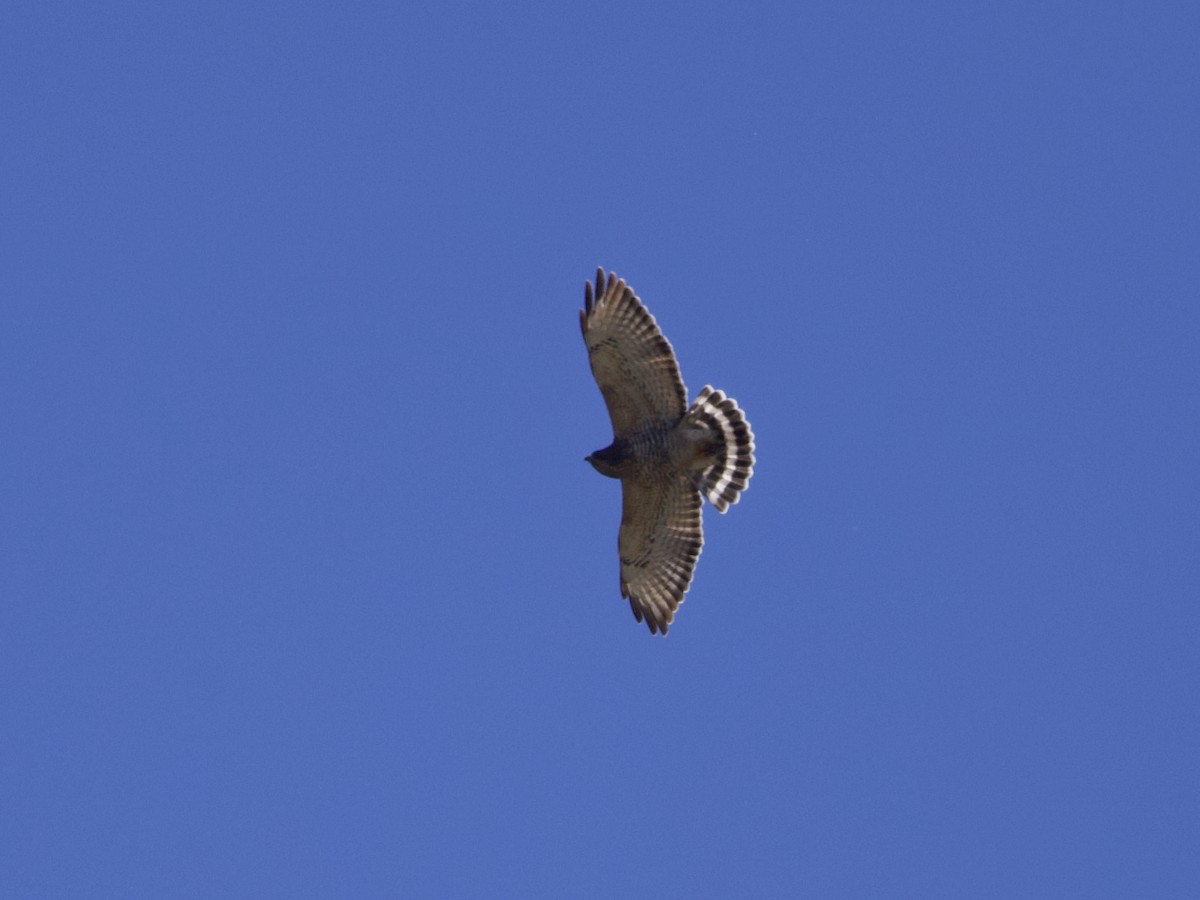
[580,268,686,438]
[618,476,704,635]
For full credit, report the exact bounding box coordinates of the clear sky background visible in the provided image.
[3,2,1198,897]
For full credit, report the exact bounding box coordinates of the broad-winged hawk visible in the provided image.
[581,268,755,635]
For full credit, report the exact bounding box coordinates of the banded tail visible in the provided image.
[687,385,755,513]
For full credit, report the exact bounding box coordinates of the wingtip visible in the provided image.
[627,596,673,636]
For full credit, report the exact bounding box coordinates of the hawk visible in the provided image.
[580,268,755,635]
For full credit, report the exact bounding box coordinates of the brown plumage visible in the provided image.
[580,268,755,635]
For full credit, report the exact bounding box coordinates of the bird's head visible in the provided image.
[585,442,625,478]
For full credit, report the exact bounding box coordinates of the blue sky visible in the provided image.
[3,1,1198,896]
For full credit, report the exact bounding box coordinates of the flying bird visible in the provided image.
[580,268,755,635]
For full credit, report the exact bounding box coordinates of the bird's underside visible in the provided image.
[581,267,754,635]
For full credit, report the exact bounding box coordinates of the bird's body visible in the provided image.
[586,424,709,480]
[580,268,754,635]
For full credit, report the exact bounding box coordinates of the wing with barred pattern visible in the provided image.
[618,476,703,636]
[580,268,686,438]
